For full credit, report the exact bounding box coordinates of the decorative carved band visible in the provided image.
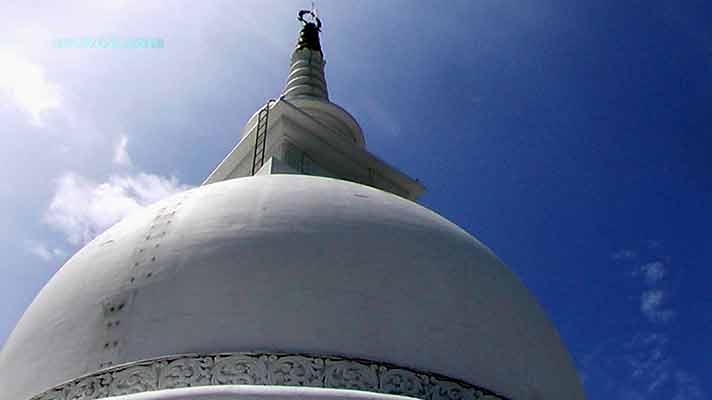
[32,352,507,400]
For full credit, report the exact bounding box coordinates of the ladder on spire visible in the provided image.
[251,101,273,175]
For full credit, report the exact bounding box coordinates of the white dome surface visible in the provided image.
[0,175,583,400]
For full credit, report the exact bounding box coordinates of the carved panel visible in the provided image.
[212,354,268,385]
[324,360,378,391]
[66,374,111,400]
[158,357,212,389]
[430,378,476,400]
[268,355,324,387]
[109,366,157,395]
[379,367,427,398]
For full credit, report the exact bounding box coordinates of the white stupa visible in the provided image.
[0,11,585,400]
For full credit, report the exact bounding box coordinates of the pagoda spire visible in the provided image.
[283,9,328,100]
[205,9,422,199]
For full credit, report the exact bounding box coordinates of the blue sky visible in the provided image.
[0,1,710,399]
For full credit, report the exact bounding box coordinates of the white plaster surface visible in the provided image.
[283,48,329,101]
[0,175,584,400]
[203,98,420,200]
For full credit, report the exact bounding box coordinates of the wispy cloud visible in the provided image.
[593,242,703,399]
[639,261,666,285]
[645,240,662,249]
[640,288,675,324]
[672,370,705,400]
[25,241,66,262]
[112,135,133,167]
[624,333,672,392]
[45,172,188,245]
[622,254,674,324]
[612,249,637,261]
[582,334,673,399]
[632,259,675,324]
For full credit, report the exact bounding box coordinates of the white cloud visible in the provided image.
[25,241,66,261]
[45,172,189,245]
[0,51,61,125]
[113,135,133,167]
[640,261,666,285]
[45,126,191,245]
[641,290,675,323]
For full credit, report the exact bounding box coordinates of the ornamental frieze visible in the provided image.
[33,352,506,400]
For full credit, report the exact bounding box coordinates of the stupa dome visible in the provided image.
[0,175,583,400]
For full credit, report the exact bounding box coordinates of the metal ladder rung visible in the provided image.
[251,100,273,176]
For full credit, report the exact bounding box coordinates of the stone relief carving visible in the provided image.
[379,367,427,398]
[430,378,476,400]
[324,359,378,391]
[32,352,507,400]
[212,354,269,385]
[268,354,324,387]
[109,365,157,395]
[158,357,212,389]
[66,374,110,400]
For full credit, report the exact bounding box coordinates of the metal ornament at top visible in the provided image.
[296,9,322,52]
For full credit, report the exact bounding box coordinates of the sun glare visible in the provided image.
[0,51,61,125]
